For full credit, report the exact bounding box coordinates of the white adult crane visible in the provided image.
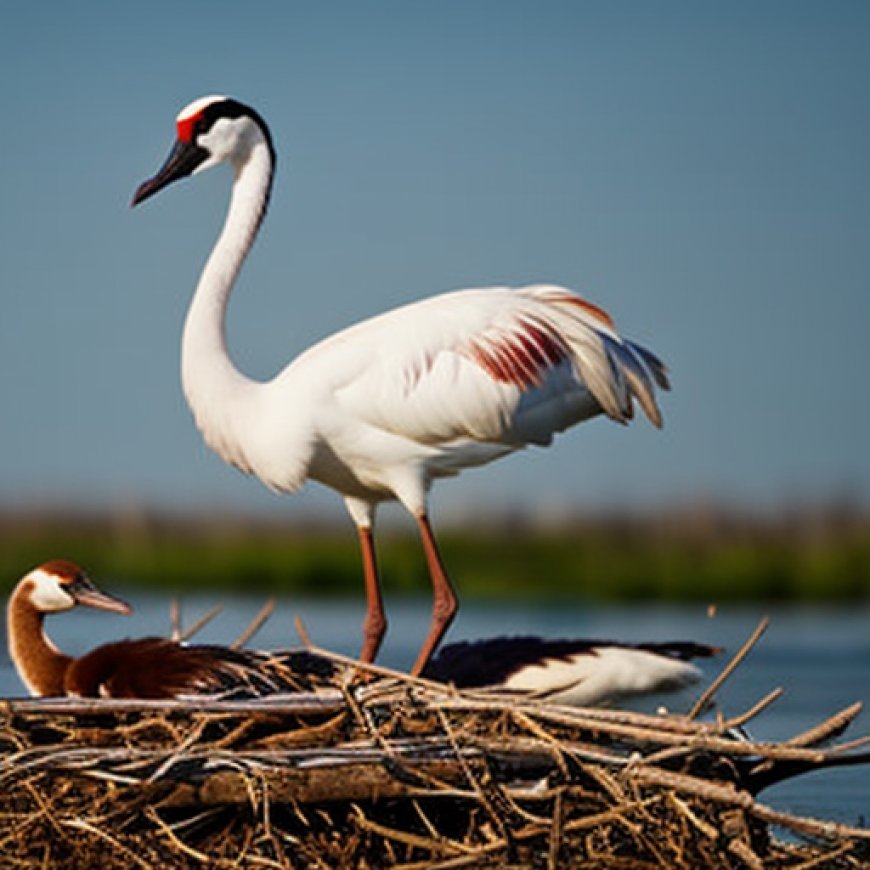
[132,95,668,674]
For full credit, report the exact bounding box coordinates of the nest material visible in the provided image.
[2,631,870,868]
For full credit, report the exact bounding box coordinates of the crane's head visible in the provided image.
[18,560,132,616]
[132,95,274,206]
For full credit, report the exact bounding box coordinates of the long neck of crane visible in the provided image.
[181,139,273,467]
[7,588,71,696]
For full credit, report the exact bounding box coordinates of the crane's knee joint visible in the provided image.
[432,597,457,627]
[363,612,387,640]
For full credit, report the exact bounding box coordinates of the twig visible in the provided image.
[547,787,563,870]
[4,694,346,716]
[350,804,464,858]
[179,604,224,643]
[509,709,570,776]
[785,702,863,747]
[169,598,182,642]
[688,615,770,719]
[293,614,313,648]
[62,818,153,869]
[411,800,478,856]
[789,841,860,870]
[144,806,214,863]
[632,765,870,840]
[231,599,275,649]
[435,704,508,841]
[727,837,764,870]
[719,687,784,731]
[828,734,870,754]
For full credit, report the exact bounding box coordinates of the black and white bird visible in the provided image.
[424,635,719,707]
[132,96,669,675]
[8,561,715,707]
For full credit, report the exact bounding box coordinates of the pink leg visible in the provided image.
[410,514,458,676]
[357,526,387,663]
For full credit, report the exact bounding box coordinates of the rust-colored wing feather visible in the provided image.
[64,638,337,699]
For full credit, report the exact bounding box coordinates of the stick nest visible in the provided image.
[2,640,869,868]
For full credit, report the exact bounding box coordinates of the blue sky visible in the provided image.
[1,2,868,522]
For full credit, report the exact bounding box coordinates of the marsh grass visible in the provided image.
[1,505,868,601]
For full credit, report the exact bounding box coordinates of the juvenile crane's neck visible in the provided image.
[7,587,71,696]
[181,140,274,468]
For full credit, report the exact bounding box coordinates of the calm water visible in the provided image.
[3,595,868,828]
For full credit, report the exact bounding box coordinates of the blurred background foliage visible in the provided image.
[2,504,867,603]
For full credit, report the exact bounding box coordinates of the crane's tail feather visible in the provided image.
[602,335,663,428]
[625,340,671,391]
[519,286,669,429]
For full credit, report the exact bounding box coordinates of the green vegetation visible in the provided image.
[1,507,869,602]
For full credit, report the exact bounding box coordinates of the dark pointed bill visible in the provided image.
[69,574,133,615]
[131,139,209,207]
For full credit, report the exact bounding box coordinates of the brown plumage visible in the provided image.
[61,638,317,699]
[6,560,335,699]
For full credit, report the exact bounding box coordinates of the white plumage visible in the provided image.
[424,637,718,708]
[489,646,705,707]
[132,96,669,674]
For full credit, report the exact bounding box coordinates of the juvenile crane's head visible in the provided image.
[132,95,275,206]
[15,560,132,616]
